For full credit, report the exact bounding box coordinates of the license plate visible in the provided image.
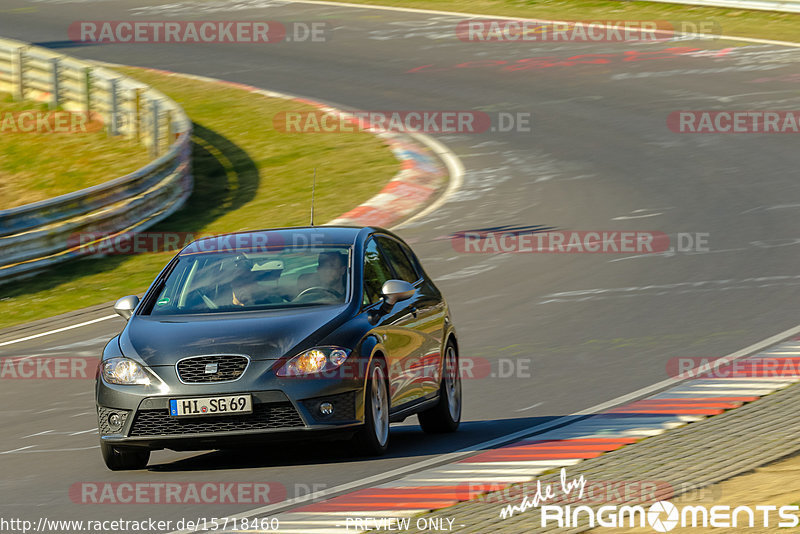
[169,395,252,417]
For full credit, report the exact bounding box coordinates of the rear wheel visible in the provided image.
[352,359,390,456]
[101,441,150,470]
[418,342,461,433]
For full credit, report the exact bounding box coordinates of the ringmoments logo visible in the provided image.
[498,468,800,530]
[537,502,800,529]
[648,501,679,532]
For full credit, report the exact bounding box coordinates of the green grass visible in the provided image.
[0,95,151,209]
[314,0,800,42]
[0,67,398,329]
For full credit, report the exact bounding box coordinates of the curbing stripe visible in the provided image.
[90,62,457,233]
[273,338,800,531]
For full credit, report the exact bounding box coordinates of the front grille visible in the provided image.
[177,355,248,383]
[129,402,304,437]
[302,390,357,422]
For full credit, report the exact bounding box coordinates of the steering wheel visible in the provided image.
[294,286,341,302]
[201,293,219,309]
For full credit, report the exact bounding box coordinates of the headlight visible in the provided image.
[276,347,351,377]
[102,357,151,385]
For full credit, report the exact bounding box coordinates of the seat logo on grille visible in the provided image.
[204,363,219,374]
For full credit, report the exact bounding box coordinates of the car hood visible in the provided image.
[119,306,347,366]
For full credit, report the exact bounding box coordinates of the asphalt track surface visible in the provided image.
[1,0,800,529]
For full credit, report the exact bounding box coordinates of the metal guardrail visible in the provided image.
[641,0,800,12]
[0,37,193,283]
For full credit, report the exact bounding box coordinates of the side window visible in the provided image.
[400,242,424,278]
[363,239,394,305]
[376,236,419,283]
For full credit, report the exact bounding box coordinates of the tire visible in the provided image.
[101,441,150,470]
[352,359,390,456]
[418,342,461,434]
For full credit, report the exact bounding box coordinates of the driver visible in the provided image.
[227,258,260,307]
[317,251,347,298]
[296,251,347,301]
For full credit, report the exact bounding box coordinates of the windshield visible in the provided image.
[147,245,352,315]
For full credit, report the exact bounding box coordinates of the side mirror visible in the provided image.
[381,280,415,308]
[114,295,140,320]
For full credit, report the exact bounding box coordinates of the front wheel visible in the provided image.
[352,360,390,456]
[101,441,150,470]
[418,342,461,434]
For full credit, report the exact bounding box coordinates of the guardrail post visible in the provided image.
[0,39,193,285]
[12,47,25,100]
[151,99,160,158]
[134,88,142,142]
[50,57,60,109]
[108,78,119,136]
[83,67,92,113]
[164,109,173,153]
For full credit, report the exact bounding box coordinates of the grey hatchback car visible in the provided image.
[96,226,461,470]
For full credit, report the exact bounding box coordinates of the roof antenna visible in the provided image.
[310,168,316,226]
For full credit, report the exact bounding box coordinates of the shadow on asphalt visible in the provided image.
[147,416,558,472]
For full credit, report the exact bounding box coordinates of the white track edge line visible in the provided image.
[166,323,800,534]
[291,0,800,48]
[0,315,118,348]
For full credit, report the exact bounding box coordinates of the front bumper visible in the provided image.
[98,387,363,451]
[96,355,370,451]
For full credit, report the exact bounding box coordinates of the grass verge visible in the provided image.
[314,0,800,43]
[0,66,398,329]
[0,94,151,209]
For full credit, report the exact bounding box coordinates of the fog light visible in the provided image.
[108,413,123,431]
[319,402,334,416]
